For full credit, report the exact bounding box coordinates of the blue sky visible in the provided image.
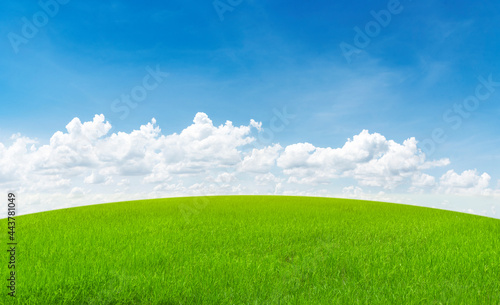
[1,0,499,216]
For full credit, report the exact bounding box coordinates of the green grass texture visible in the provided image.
[2,195,499,304]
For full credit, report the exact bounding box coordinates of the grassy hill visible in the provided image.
[2,196,499,304]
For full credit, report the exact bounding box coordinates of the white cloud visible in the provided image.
[254,173,281,185]
[0,136,37,183]
[274,182,284,194]
[250,119,262,131]
[154,113,256,173]
[0,113,497,218]
[438,169,492,195]
[277,142,317,169]
[277,130,448,189]
[34,114,112,173]
[117,179,130,187]
[23,175,71,192]
[83,171,112,184]
[342,186,364,198]
[69,187,87,198]
[239,144,282,173]
[411,173,436,188]
[215,172,236,184]
[0,112,260,190]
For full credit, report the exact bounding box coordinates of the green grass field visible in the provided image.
[2,195,500,304]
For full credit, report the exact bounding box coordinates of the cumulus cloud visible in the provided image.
[0,136,36,183]
[215,172,237,184]
[36,114,112,172]
[0,113,258,191]
[0,113,496,217]
[342,186,364,198]
[410,173,436,189]
[249,119,262,131]
[84,171,112,185]
[155,113,255,172]
[438,169,492,195]
[239,144,282,173]
[277,130,449,189]
[69,187,87,198]
[254,173,282,185]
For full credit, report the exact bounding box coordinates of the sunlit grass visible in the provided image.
[2,195,499,304]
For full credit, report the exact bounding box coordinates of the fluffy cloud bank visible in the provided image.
[277,130,450,188]
[0,113,498,215]
[438,169,492,196]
